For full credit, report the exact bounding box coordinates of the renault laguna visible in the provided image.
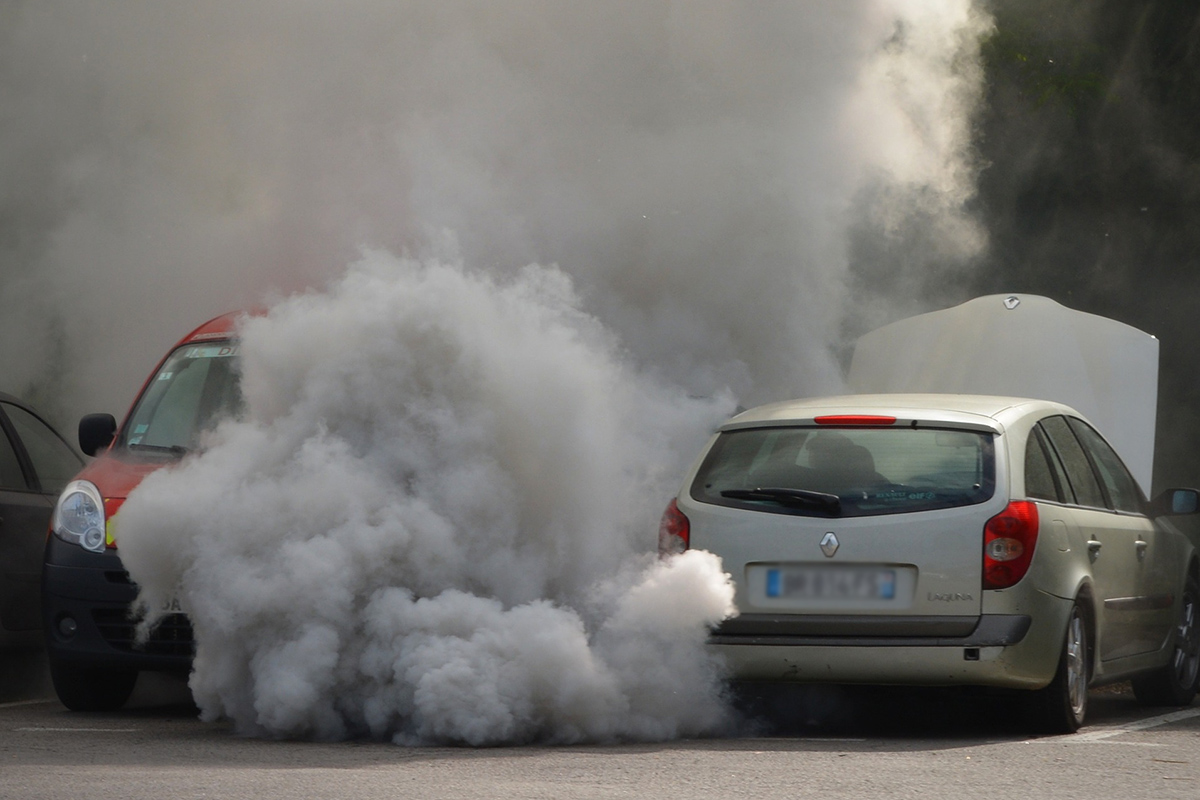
[667,393,1200,734]
[661,393,1200,733]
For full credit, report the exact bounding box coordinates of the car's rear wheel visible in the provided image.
[49,658,137,712]
[1132,573,1200,707]
[1026,601,1090,734]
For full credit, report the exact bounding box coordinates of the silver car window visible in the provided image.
[1024,426,1063,502]
[1067,417,1144,513]
[1039,423,1076,504]
[1039,416,1107,510]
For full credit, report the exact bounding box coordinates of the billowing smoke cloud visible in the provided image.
[116,253,737,743]
[2,1,993,742]
[2,0,989,422]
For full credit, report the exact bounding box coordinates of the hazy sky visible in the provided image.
[1,0,989,426]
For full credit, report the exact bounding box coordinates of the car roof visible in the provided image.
[175,311,249,346]
[0,392,47,415]
[721,393,1081,434]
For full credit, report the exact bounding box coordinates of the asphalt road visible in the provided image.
[2,660,1198,800]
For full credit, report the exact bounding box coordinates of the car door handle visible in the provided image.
[1087,540,1102,560]
[1136,539,1148,560]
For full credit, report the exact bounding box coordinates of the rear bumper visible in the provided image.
[711,599,1073,690]
[711,613,1031,646]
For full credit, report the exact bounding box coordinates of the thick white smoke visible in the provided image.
[4,1,994,743]
[116,252,737,743]
[2,1,989,423]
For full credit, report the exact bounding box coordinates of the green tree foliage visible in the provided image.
[973,0,1200,489]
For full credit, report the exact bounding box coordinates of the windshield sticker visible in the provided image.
[183,345,240,359]
[158,372,173,381]
[134,424,148,434]
[128,436,143,445]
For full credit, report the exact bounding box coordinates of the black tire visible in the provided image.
[1026,601,1090,734]
[1132,574,1200,707]
[49,658,138,712]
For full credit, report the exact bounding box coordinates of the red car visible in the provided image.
[42,312,243,710]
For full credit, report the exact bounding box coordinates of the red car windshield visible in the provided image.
[121,342,243,454]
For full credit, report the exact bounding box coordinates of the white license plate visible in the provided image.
[765,566,896,600]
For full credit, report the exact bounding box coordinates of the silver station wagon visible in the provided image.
[661,393,1200,733]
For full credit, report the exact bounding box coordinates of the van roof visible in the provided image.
[177,311,251,346]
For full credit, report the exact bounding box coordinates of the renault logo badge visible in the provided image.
[1003,295,1021,310]
[820,532,839,557]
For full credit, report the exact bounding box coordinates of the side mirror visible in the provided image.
[1151,487,1200,517]
[78,413,117,457]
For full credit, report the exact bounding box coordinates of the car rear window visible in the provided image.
[690,426,995,518]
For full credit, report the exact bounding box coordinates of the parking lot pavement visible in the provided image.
[2,683,1198,800]
[0,650,52,705]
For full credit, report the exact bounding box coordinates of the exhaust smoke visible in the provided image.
[2,0,989,424]
[2,1,993,741]
[115,254,737,743]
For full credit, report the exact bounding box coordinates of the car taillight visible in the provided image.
[814,415,897,426]
[658,499,690,557]
[983,500,1039,589]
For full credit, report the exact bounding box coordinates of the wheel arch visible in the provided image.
[1074,582,1097,682]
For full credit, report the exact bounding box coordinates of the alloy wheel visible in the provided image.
[1065,609,1087,721]
[1172,587,1200,691]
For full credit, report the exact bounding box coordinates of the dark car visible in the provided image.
[0,393,84,650]
[42,312,242,711]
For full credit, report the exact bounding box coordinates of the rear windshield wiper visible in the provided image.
[720,487,841,514]
[127,442,189,456]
